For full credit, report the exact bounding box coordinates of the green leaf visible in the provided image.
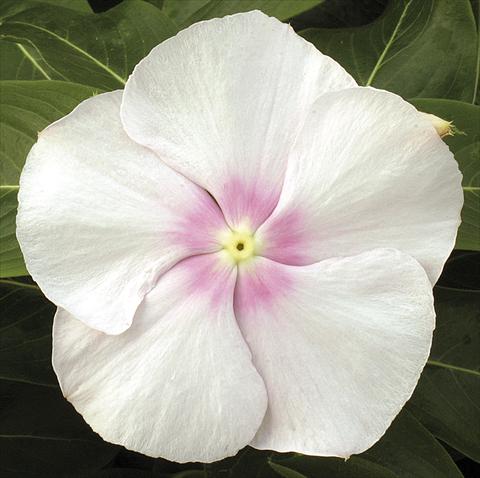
[409,286,480,462]
[0,0,89,19]
[439,251,480,290]
[0,3,47,81]
[270,410,462,478]
[361,410,462,478]
[0,0,178,90]
[0,0,93,15]
[146,0,165,9]
[0,382,118,474]
[0,80,99,277]
[229,448,277,477]
[160,0,210,25]
[171,470,207,478]
[0,42,51,80]
[473,0,480,25]
[0,0,93,81]
[0,189,27,277]
[171,472,205,478]
[301,0,477,101]
[474,0,480,105]
[0,279,55,387]
[36,0,92,12]
[269,462,308,478]
[410,99,480,251]
[88,471,154,478]
[291,0,389,30]
[270,456,396,478]
[0,279,118,474]
[163,0,324,28]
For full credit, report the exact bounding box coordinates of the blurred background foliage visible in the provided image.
[0,0,478,477]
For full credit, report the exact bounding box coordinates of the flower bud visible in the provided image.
[420,112,454,138]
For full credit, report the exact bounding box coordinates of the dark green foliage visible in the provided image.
[0,0,478,476]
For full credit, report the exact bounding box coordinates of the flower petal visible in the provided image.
[17,91,226,334]
[234,249,435,457]
[256,87,463,283]
[53,253,267,463]
[121,10,355,229]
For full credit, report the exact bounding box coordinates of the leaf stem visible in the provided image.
[10,21,126,86]
[0,376,57,389]
[473,5,479,104]
[17,43,51,80]
[0,185,19,190]
[366,0,413,86]
[427,360,480,377]
[204,463,227,478]
[0,279,40,291]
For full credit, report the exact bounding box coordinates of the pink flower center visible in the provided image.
[174,176,313,314]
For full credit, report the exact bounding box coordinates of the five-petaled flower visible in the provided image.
[17,11,463,463]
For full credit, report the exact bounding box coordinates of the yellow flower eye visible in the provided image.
[222,229,256,263]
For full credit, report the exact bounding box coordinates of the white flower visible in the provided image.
[17,11,463,463]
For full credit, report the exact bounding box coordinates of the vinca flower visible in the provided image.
[17,11,463,463]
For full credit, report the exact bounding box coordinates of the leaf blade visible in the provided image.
[0,0,178,90]
[408,286,480,462]
[410,99,480,251]
[0,80,100,277]
[0,279,119,473]
[269,410,462,478]
[301,0,477,101]
[163,0,325,28]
